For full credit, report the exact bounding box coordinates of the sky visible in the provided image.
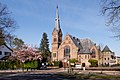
[1,0,120,56]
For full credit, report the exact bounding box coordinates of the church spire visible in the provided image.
[54,5,60,31]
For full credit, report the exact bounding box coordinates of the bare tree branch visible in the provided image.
[0,2,18,46]
[101,0,120,39]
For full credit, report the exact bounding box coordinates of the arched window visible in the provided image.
[91,49,96,58]
[54,38,57,42]
[92,49,96,54]
[64,45,70,58]
[53,53,56,57]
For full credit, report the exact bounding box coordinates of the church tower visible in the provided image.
[52,5,62,61]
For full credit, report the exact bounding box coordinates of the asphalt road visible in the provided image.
[0,68,120,80]
[0,68,72,80]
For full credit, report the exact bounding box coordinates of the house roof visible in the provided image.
[69,34,83,49]
[0,44,13,52]
[80,38,95,49]
[102,45,112,52]
[68,34,95,54]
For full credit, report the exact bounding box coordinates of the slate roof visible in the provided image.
[102,45,112,52]
[69,34,83,49]
[68,34,95,53]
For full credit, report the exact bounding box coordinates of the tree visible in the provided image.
[0,31,5,45]
[12,37,24,50]
[88,59,98,67]
[5,34,15,47]
[101,0,120,39]
[14,45,42,62]
[0,2,17,44]
[69,58,78,63]
[39,32,51,62]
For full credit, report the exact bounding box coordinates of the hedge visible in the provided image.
[0,60,39,70]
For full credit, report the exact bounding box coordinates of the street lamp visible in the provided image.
[63,58,67,71]
[67,55,71,73]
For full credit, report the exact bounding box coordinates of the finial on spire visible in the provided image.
[54,4,60,31]
[56,4,59,19]
[57,4,58,9]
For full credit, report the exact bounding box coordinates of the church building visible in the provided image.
[51,6,116,67]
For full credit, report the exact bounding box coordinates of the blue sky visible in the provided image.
[1,0,120,55]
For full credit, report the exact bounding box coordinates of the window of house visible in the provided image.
[54,38,57,42]
[111,55,114,59]
[91,49,96,58]
[4,52,11,56]
[105,58,106,60]
[76,38,79,41]
[73,37,75,39]
[78,49,80,52]
[108,58,109,60]
[92,49,95,54]
[88,55,89,59]
[79,55,81,58]
[85,55,87,59]
[105,63,106,65]
[66,37,68,40]
[0,51,2,55]
[64,45,70,58]
[53,53,56,57]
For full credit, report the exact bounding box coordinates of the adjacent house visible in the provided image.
[116,57,120,64]
[0,45,13,60]
[99,45,116,66]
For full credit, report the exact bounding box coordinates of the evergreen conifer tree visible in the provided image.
[39,32,51,62]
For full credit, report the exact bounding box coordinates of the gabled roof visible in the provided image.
[79,47,91,53]
[68,34,95,54]
[79,39,95,53]
[0,44,13,52]
[80,38,95,49]
[102,45,112,52]
[68,34,83,49]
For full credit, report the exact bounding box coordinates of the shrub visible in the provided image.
[59,61,63,68]
[111,64,120,67]
[54,61,60,66]
[0,60,19,70]
[88,59,98,67]
[69,59,78,63]
[48,61,53,66]
[24,60,38,69]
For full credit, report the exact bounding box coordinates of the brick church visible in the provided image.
[51,6,116,67]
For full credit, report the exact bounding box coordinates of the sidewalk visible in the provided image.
[74,70,120,76]
[0,68,120,76]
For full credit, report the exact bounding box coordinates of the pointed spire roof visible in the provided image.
[54,5,60,31]
[56,5,59,19]
[102,45,112,52]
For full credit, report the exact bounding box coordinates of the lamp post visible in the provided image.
[63,58,67,71]
[101,53,103,73]
[68,55,71,73]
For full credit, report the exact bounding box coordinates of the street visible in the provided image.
[0,68,120,80]
[0,68,70,80]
